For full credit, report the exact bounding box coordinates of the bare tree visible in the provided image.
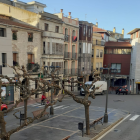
[0,65,65,140]
[62,72,102,135]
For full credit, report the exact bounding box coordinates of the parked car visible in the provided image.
[116,87,128,95]
[1,104,8,111]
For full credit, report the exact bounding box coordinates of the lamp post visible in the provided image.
[100,67,117,123]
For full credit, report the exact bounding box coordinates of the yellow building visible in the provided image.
[91,32,104,75]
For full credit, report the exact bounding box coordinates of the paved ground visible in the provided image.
[4,93,129,140]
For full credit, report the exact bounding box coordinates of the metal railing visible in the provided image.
[72,53,77,59]
[27,63,40,72]
[64,52,71,59]
[64,35,69,42]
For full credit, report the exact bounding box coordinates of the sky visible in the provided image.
[22,0,140,38]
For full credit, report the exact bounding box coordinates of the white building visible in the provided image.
[128,28,140,94]
[0,14,42,103]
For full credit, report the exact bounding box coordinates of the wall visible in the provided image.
[104,53,131,75]
[12,28,41,68]
[0,2,40,27]
[0,25,13,76]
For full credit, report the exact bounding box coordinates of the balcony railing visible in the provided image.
[64,52,71,59]
[72,53,77,59]
[93,40,105,46]
[71,68,78,76]
[64,69,71,75]
[64,35,69,42]
[27,63,40,72]
[72,36,77,42]
[13,61,19,66]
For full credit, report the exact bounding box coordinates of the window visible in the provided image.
[13,53,18,66]
[108,49,113,54]
[43,42,45,54]
[12,31,17,40]
[45,23,48,31]
[83,26,86,36]
[2,53,7,67]
[88,28,91,37]
[92,49,94,57]
[55,26,59,33]
[43,61,45,65]
[0,28,5,37]
[111,63,121,73]
[100,50,103,57]
[28,33,33,42]
[96,49,99,57]
[28,54,34,63]
[100,62,102,68]
[96,63,99,71]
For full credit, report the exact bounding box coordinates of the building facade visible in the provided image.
[91,32,104,79]
[0,14,42,103]
[104,41,132,91]
[55,10,79,91]
[128,28,140,94]
[108,27,124,40]
[78,21,92,85]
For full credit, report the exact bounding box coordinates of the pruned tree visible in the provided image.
[0,65,66,140]
[62,71,102,135]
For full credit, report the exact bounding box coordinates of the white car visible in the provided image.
[80,81,107,95]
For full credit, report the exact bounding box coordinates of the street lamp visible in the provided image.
[100,67,117,123]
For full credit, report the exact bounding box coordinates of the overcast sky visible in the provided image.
[22,0,140,38]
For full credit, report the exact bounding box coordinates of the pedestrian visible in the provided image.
[41,93,46,104]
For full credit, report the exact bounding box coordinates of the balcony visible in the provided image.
[64,35,70,42]
[72,36,77,42]
[72,53,77,59]
[64,69,71,75]
[27,63,40,72]
[71,68,78,76]
[13,61,19,66]
[64,52,71,59]
[93,40,105,46]
[42,31,64,40]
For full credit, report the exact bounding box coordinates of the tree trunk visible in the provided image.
[24,99,27,123]
[0,112,7,140]
[85,105,90,135]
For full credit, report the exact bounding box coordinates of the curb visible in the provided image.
[90,117,123,140]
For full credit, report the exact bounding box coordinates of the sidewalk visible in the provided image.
[10,105,128,140]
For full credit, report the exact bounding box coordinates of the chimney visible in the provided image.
[68,12,71,19]
[122,28,124,35]
[60,9,63,13]
[96,22,98,27]
[113,27,116,33]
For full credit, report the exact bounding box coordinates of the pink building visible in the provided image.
[55,9,79,91]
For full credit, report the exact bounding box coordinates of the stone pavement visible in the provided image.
[10,104,128,140]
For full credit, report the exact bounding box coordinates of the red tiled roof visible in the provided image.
[105,41,132,47]
[93,26,110,36]
[93,26,107,32]
[0,18,41,31]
